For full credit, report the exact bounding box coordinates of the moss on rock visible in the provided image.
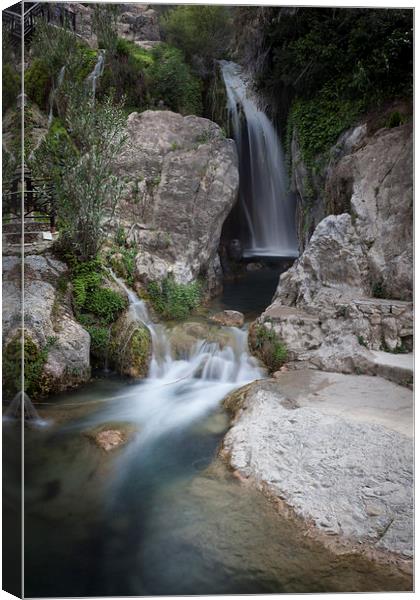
[109,311,152,378]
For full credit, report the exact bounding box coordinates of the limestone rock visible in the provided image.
[112,110,239,295]
[168,321,233,359]
[222,374,413,559]
[2,254,90,398]
[109,307,152,378]
[209,310,245,328]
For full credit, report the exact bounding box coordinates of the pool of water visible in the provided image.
[5,375,410,597]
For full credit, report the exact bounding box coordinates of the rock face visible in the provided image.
[2,254,91,398]
[252,213,412,377]
[64,3,160,47]
[113,110,239,295]
[222,373,413,561]
[109,308,152,378]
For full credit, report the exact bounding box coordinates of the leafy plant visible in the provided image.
[84,288,127,324]
[24,58,51,109]
[148,45,202,115]
[148,276,202,320]
[253,324,288,372]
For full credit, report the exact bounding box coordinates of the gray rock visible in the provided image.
[3,254,90,396]
[222,373,413,559]
[113,110,239,294]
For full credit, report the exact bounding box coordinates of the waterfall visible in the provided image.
[86,50,105,99]
[48,65,66,127]
[101,272,264,439]
[220,61,299,258]
[3,391,47,426]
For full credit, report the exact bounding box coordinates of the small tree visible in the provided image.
[92,4,119,54]
[32,90,128,261]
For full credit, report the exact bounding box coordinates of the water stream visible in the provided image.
[220,61,299,258]
[86,50,105,99]
[3,278,411,595]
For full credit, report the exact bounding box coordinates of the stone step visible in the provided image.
[370,350,413,388]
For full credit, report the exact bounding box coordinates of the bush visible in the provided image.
[84,287,127,324]
[2,64,20,114]
[85,325,110,363]
[3,334,56,400]
[252,324,288,372]
[25,58,51,109]
[148,45,202,115]
[148,276,202,320]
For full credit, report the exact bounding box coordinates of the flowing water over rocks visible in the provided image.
[5,276,412,595]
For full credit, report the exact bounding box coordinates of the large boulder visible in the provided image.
[221,373,413,562]
[2,254,91,399]
[113,110,239,296]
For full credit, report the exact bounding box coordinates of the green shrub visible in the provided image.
[148,45,202,115]
[84,287,127,324]
[161,5,232,73]
[3,334,56,399]
[253,324,288,372]
[86,325,110,363]
[2,64,20,114]
[25,58,51,109]
[386,110,404,128]
[148,276,202,319]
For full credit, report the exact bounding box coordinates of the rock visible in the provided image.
[221,373,413,559]
[112,110,239,295]
[117,5,160,42]
[85,422,137,452]
[109,307,152,378]
[168,321,233,359]
[250,213,413,377]
[209,310,245,328]
[326,123,413,301]
[2,254,90,399]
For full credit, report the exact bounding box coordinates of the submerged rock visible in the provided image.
[209,310,245,328]
[85,422,137,452]
[112,110,239,296]
[221,372,413,561]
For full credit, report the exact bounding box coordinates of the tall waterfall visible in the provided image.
[220,61,298,258]
[86,50,105,98]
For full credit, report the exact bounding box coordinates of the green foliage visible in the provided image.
[24,58,51,109]
[2,64,20,114]
[31,20,79,78]
[85,325,110,359]
[253,324,288,372]
[161,5,232,75]
[3,334,56,399]
[148,45,202,115]
[386,110,405,128]
[84,287,127,324]
[357,335,368,348]
[288,85,364,164]
[92,4,119,54]
[32,92,127,261]
[148,276,202,320]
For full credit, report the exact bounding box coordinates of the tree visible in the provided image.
[32,91,127,261]
[161,6,232,76]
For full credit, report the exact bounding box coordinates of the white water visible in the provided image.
[86,50,105,99]
[220,61,299,258]
[98,273,264,442]
[3,391,48,427]
[48,65,66,127]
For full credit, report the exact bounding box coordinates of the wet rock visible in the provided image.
[210,310,245,328]
[112,110,239,296]
[168,321,233,359]
[222,373,413,559]
[109,308,152,379]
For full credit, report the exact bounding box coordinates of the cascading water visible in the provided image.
[86,50,105,99]
[97,272,264,442]
[220,61,299,258]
